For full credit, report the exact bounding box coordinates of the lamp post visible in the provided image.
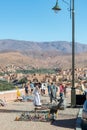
[52,0,76,107]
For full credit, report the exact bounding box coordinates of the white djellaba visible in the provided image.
[33,84,42,107]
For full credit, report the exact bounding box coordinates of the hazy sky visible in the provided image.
[0,0,87,44]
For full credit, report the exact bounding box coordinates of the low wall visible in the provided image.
[0,89,25,102]
[0,87,71,102]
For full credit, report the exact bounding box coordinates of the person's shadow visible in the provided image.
[51,118,76,129]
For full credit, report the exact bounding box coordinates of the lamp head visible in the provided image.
[52,0,61,11]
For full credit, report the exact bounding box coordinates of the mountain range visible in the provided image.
[0,39,87,54]
[0,39,87,69]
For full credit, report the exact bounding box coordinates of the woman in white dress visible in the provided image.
[33,83,42,107]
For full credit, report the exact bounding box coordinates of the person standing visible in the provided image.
[47,82,52,103]
[59,83,65,97]
[81,81,86,94]
[47,82,51,96]
[50,82,57,103]
[24,83,29,95]
[30,81,34,94]
[33,83,42,107]
[41,83,46,95]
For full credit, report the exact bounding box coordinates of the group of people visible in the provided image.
[24,81,35,95]
[23,81,66,107]
[47,82,66,103]
[24,82,42,107]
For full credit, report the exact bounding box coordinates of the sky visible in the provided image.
[0,0,87,44]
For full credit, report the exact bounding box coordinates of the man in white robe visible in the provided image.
[33,84,41,106]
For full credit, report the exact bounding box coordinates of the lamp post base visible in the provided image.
[71,87,76,107]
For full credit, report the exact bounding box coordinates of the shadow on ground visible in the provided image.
[51,118,76,129]
[0,109,35,113]
[0,108,49,114]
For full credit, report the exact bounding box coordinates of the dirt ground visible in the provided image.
[0,94,80,130]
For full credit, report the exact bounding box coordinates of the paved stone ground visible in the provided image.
[0,95,80,130]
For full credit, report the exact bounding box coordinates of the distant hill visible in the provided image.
[0,39,87,69]
[0,39,87,54]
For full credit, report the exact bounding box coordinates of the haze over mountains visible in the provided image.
[0,39,87,54]
[0,39,87,69]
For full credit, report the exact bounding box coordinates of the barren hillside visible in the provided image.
[0,51,87,69]
[0,39,87,69]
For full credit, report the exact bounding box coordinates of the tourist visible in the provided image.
[47,81,51,96]
[41,83,46,95]
[49,82,57,103]
[59,83,65,97]
[33,83,42,107]
[24,83,29,95]
[30,81,34,94]
[81,81,86,95]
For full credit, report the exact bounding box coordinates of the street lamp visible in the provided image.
[52,0,61,11]
[52,0,76,107]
